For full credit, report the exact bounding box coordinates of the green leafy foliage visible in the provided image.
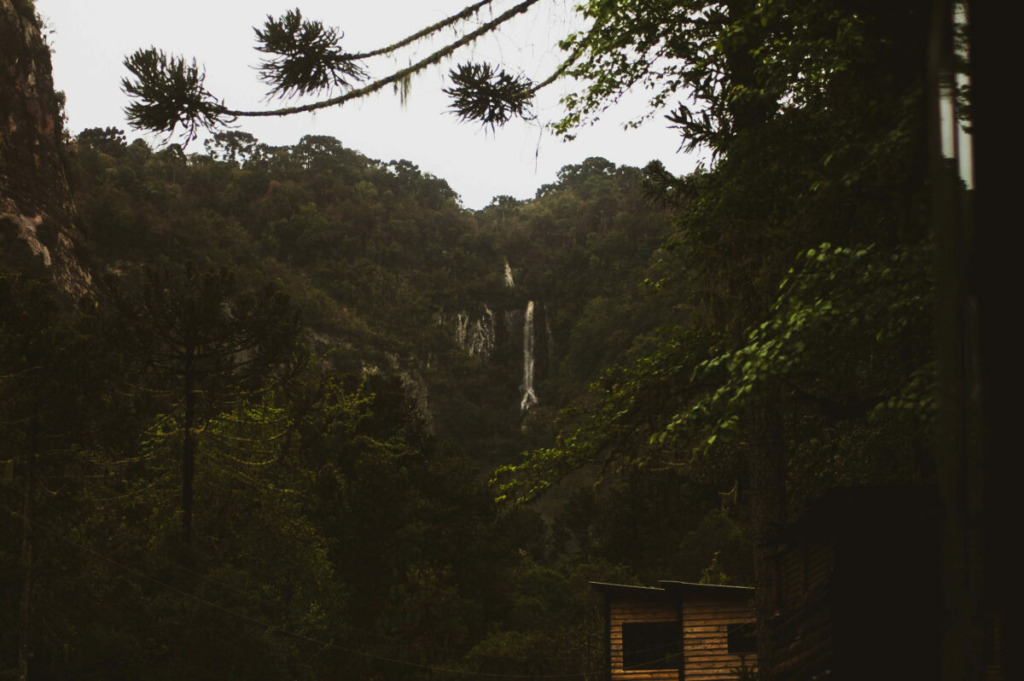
[654,243,935,501]
[99,261,301,542]
[495,0,936,625]
[556,0,898,153]
[6,0,955,677]
[41,125,694,679]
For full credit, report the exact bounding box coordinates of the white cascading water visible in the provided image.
[455,312,469,350]
[504,259,515,288]
[520,300,538,411]
[468,307,496,359]
[450,307,496,360]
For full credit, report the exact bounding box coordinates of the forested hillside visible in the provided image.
[3,0,1001,680]
[4,117,695,677]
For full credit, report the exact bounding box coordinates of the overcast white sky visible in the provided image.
[36,0,702,209]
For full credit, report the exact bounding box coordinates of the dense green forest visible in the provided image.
[2,126,697,679]
[2,0,997,679]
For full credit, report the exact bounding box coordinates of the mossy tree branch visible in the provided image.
[122,0,549,141]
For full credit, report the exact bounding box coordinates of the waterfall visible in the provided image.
[454,312,469,349]
[449,307,496,360]
[520,300,539,411]
[504,259,515,288]
[467,306,496,359]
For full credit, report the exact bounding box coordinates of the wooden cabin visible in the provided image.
[591,580,757,681]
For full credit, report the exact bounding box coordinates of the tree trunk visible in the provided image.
[746,403,787,680]
[182,368,196,544]
[18,456,32,681]
[722,0,771,140]
[17,412,40,681]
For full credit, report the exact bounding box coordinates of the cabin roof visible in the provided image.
[590,580,754,600]
[589,581,668,599]
[659,580,754,599]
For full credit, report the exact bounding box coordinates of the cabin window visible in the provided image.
[621,621,681,670]
[727,622,757,654]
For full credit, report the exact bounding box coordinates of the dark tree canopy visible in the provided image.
[1,1,989,679]
[104,263,301,541]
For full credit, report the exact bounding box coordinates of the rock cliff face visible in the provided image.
[0,0,90,294]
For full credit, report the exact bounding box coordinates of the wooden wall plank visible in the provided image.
[604,591,757,681]
[681,598,756,680]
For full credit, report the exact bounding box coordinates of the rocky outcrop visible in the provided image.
[0,0,90,295]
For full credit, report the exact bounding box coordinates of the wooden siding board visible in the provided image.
[608,597,680,681]
[681,598,756,681]
[603,589,756,681]
[610,671,679,681]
